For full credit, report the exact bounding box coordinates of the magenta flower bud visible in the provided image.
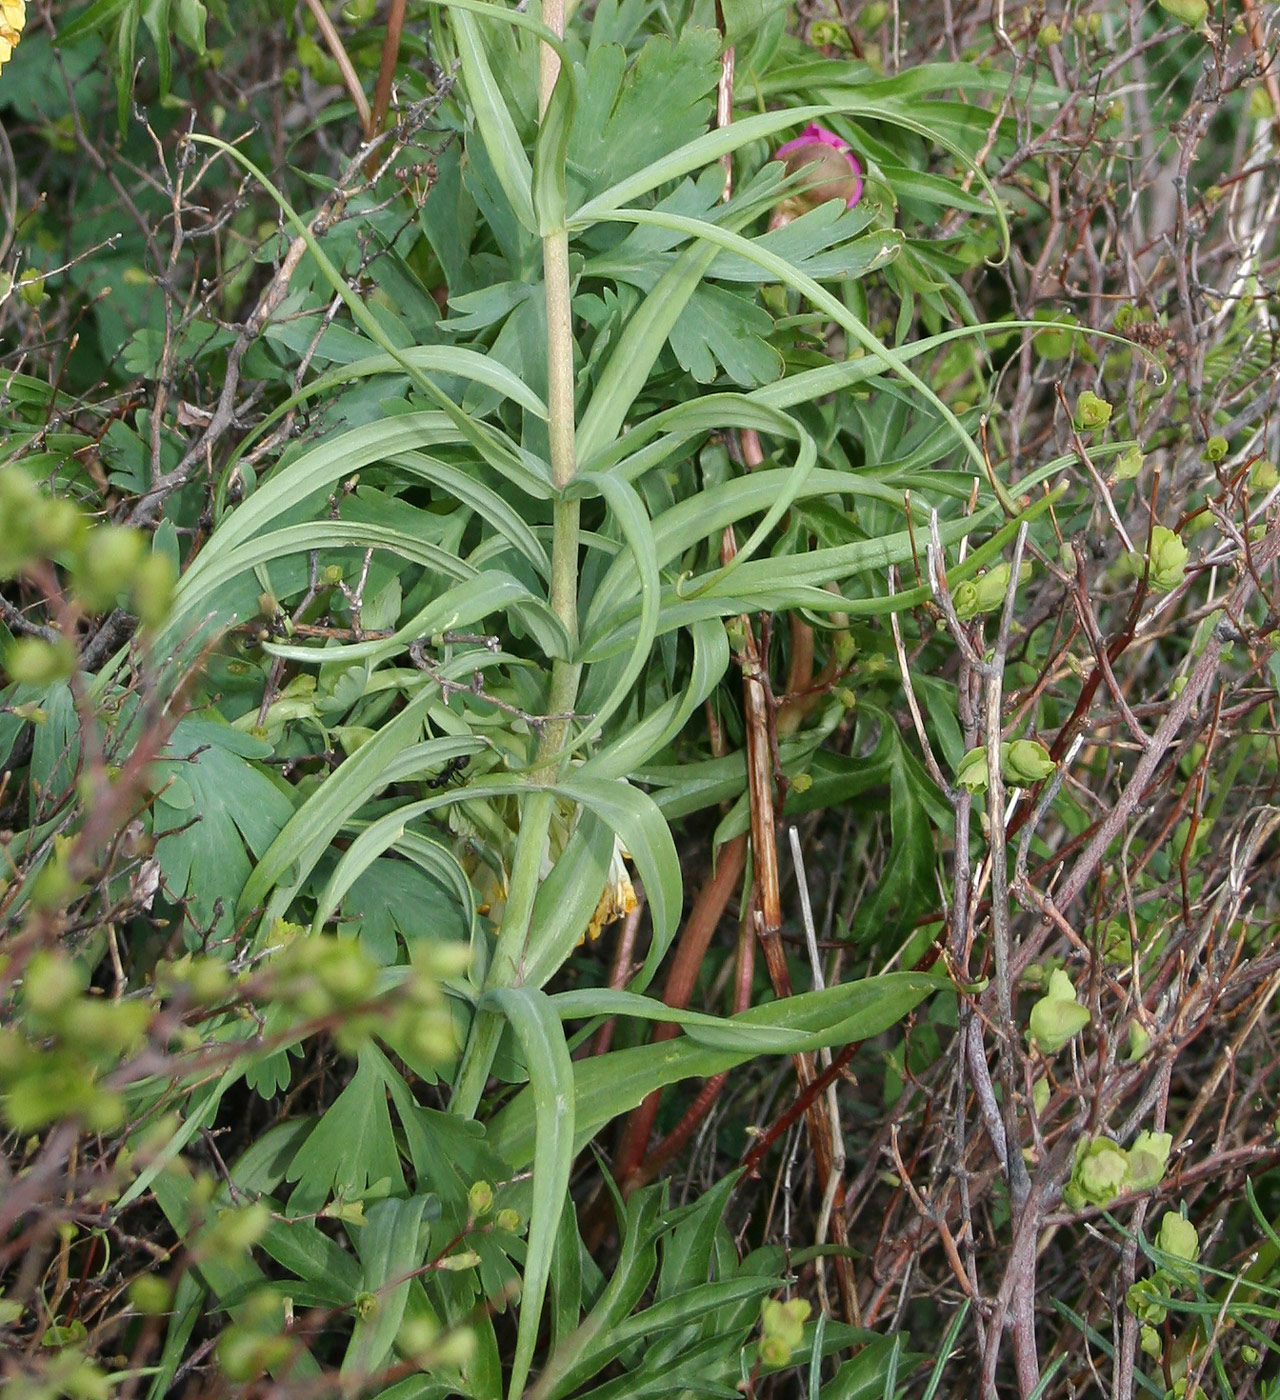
[774,124,864,212]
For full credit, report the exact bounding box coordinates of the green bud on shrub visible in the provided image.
[1140,1324,1162,1358]
[953,562,1032,619]
[2,1053,123,1133]
[1033,313,1078,360]
[1074,390,1113,430]
[18,273,46,307]
[431,1328,477,1369]
[1127,1021,1151,1061]
[1032,1078,1050,1116]
[1126,525,1188,594]
[1243,1345,1260,1366]
[329,1199,367,1226]
[1126,1130,1172,1191]
[157,954,232,1006]
[217,1326,294,1382]
[3,636,76,685]
[396,1314,439,1357]
[1203,436,1228,462]
[1155,1211,1198,1266]
[438,1250,482,1272]
[1066,1135,1130,1208]
[29,837,85,910]
[955,745,990,793]
[1102,920,1132,966]
[1028,968,1090,1054]
[129,1276,173,1315]
[1002,738,1055,785]
[1037,21,1061,46]
[23,950,88,1019]
[758,1297,809,1366]
[59,997,151,1057]
[468,1180,494,1218]
[1250,460,1278,492]
[72,527,146,612]
[495,1208,523,1234]
[759,1335,792,1367]
[1247,87,1276,121]
[1114,445,1145,481]
[1158,0,1207,26]
[1127,1276,1167,1325]
[204,1203,270,1262]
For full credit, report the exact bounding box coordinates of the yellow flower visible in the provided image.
[0,0,25,73]
[584,838,637,944]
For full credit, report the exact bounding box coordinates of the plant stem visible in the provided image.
[451,0,582,1119]
[368,0,407,138]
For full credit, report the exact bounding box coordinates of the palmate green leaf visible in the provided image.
[261,573,564,671]
[341,830,477,962]
[151,1128,324,1382]
[200,413,533,571]
[571,104,833,228]
[257,1210,363,1307]
[655,1171,738,1302]
[575,236,722,467]
[588,196,896,293]
[585,391,822,481]
[145,1114,317,1400]
[286,1048,407,1214]
[481,988,575,1400]
[533,62,574,235]
[586,207,997,490]
[342,1195,435,1381]
[237,687,434,920]
[581,476,986,660]
[52,0,131,45]
[818,1335,928,1400]
[151,718,294,940]
[669,283,782,386]
[588,492,1062,660]
[490,971,945,1167]
[567,29,721,208]
[140,0,173,95]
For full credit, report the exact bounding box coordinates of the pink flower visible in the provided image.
[774,124,863,211]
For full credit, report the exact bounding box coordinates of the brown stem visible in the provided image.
[302,0,372,133]
[589,894,647,1058]
[611,836,747,1186]
[630,893,757,1184]
[368,0,408,139]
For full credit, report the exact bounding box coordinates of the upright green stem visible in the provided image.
[452,0,583,1118]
